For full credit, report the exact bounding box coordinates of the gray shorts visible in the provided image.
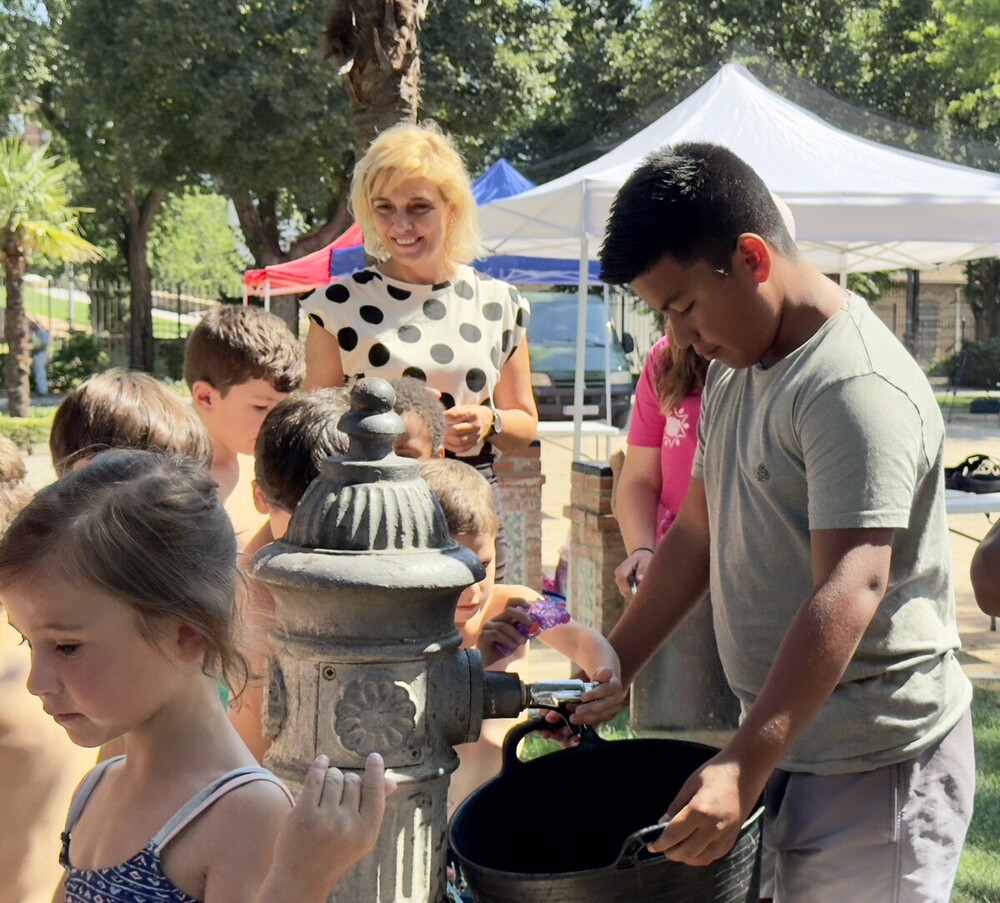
[760,707,974,903]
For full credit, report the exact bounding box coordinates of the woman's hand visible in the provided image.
[442,404,493,454]
[614,547,655,598]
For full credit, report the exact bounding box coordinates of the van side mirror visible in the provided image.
[621,332,635,354]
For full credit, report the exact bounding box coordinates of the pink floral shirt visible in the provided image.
[626,335,701,541]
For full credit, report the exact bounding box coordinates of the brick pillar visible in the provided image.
[495,440,544,591]
[566,461,626,635]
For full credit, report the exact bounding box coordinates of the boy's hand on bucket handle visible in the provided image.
[646,755,757,867]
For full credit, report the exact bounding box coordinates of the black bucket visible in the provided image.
[449,718,762,903]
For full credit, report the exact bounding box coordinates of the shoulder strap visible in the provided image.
[153,767,294,851]
[63,756,126,834]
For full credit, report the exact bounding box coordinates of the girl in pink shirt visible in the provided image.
[614,333,708,597]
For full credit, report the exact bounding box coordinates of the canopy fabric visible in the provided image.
[243,158,602,297]
[243,223,362,297]
[477,63,1000,275]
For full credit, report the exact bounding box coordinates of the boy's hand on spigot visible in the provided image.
[568,666,626,726]
[265,753,396,901]
[477,599,533,667]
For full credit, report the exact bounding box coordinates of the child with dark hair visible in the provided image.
[596,142,972,902]
[419,458,623,813]
[253,388,351,541]
[391,376,445,461]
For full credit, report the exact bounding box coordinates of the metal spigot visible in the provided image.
[525,679,599,709]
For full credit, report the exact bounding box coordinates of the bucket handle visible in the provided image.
[614,802,766,870]
[614,823,668,869]
[500,716,603,774]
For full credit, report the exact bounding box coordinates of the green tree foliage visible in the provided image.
[0,0,61,126]
[420,0,574,170]
[0,137,98,414]
[148,191,248,297]
[927,0,1000,155]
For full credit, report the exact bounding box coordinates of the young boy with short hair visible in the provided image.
[253,388,351,540]
[597,143,973,902]
[228,387,352,762]
[419,458,624,812]
[391,376,445,461]
[184,304,304,505]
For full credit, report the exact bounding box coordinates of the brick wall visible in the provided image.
[565,461,627,635]
[495,441,544,591]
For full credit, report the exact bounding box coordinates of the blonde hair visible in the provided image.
[50,368,213,477]
[0,450,251,697]
[351,122,481,267]
[0,436,32,534]
[420,458,498,539]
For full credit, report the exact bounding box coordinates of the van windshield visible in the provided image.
[528,300,616,347]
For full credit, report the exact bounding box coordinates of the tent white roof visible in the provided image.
[479,63,1000,274]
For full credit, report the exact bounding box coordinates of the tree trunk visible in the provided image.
[969,259,1000,342]
[121,177,166,372]
[2,244,30,417]
[228,183,353,337]
[325,0,430,158]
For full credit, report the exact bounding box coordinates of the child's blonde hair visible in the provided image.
[0,435,32,534]
[420,458,498,539]
[351,121,481,267]
[0,449,251,696]
[49,368,213,476]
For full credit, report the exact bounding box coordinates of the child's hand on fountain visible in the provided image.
[260,752,397,901]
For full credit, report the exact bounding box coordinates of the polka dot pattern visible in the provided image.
[299,264,530,430]
[423,298,446,320]
[338,327,358,351]
[430,344,454,365]
[369,343,390,367]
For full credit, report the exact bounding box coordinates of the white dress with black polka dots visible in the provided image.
[301,264,530,417]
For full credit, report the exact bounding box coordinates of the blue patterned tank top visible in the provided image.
[60,756,293,903]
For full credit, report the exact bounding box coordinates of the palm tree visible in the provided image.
[0,137,100,416]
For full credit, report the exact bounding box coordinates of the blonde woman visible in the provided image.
[301,122,538,580]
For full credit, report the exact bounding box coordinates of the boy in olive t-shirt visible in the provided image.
[579,143,974,903]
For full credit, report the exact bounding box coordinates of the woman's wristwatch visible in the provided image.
[485,407,503,439]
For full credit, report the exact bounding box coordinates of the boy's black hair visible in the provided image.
[254,389,350,512]
[599,142,797,285]
[392,376,445,455]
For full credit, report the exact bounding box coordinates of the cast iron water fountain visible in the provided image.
[254,378,593,901]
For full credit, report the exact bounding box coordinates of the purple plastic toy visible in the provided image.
[492,594,571,658]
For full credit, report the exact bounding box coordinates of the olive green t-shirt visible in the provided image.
[693,293,971,774]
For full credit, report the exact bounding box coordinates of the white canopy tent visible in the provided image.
[478,63,1000,455]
